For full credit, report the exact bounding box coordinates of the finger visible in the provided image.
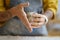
[39,18,45,22]
[31,22,44,26]
[31,26,41,28]
[30,18,45,22]
[32,14,43,18]
[30,18,41,23]
[19,2,29,7]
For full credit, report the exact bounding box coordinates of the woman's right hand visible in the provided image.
[8,2,33,32]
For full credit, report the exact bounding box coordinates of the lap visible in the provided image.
[0,17,48,36]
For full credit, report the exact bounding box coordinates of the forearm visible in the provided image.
[0,10,15,22]
[43,10,54,20]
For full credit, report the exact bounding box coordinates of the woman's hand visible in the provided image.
[8,2,33,32]
[27,12,48,28]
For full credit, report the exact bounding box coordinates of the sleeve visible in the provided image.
[0,0,5,11]
[43,0,58,19]
[0,0,6,27]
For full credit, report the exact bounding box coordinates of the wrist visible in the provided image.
[44,10,53,20]
[42,15,48,24]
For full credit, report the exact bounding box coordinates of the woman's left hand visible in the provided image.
[29,13,46,28]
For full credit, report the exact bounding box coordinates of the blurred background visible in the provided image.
[47,0,60,36]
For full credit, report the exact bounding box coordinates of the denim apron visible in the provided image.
[0,0,48,36]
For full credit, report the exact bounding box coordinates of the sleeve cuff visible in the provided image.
[47,8,57,19]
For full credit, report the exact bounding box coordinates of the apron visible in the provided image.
[0,0,48,36]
